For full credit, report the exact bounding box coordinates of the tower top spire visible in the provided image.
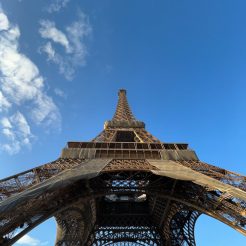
[104,89,145,129]
[112,89,136,122]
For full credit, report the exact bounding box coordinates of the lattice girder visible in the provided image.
[0,165,245,245]
[55,199,97,245]
[112,89,136,122]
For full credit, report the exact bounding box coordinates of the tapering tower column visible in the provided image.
[113,89,136,122]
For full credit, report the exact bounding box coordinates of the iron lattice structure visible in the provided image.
[0,89,245,246]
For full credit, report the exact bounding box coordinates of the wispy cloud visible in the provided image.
[54,88,66,98]
[0,91,11,111]
[39,11,92,80]
[0,8,61,154]
[39,20,71,52]
[46,0,70,13]
[40,41,74,80]
[1,112,33,154]
[16,234,48,246]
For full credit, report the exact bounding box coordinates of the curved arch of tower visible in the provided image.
[0,89,245,246]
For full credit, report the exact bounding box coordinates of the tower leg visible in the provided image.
[55,199,96,245]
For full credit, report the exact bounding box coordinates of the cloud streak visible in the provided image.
[0,8,61,154]
[46,0,70,13]
[54,88,66,98]
[39,11,92,80]
[16,234,48,246]
[39,20,71,52]
[1,112,32,154]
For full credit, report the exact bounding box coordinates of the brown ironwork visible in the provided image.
[0,89,245,245]
[112,89,136,122]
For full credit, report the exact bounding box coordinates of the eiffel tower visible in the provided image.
[0,89,245,246]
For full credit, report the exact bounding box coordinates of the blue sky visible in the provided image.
[0,0,245,245]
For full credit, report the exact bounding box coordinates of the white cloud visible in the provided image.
[16,234,48,246]
[46,0,70,13]
[0,48,42,104]
[11,112,31,136]
[40,41,74,80]
[40,42,72,79]
[31,94,60,127]
[1,112,33,154]
[39,20,71,52]
[2,128,15,140]
[54,88,66,98]
[1,117,12,128]
[39,11,92,80]
[66,11,92,65]
[0,8,61,154]
[0,12,9,30]
[0,91,11,111]
[42,42,55,60]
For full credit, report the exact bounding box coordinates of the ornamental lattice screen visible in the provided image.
[0,89,245,245]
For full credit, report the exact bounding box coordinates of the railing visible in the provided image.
[0,158,81,201]
[67,141,188,150]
